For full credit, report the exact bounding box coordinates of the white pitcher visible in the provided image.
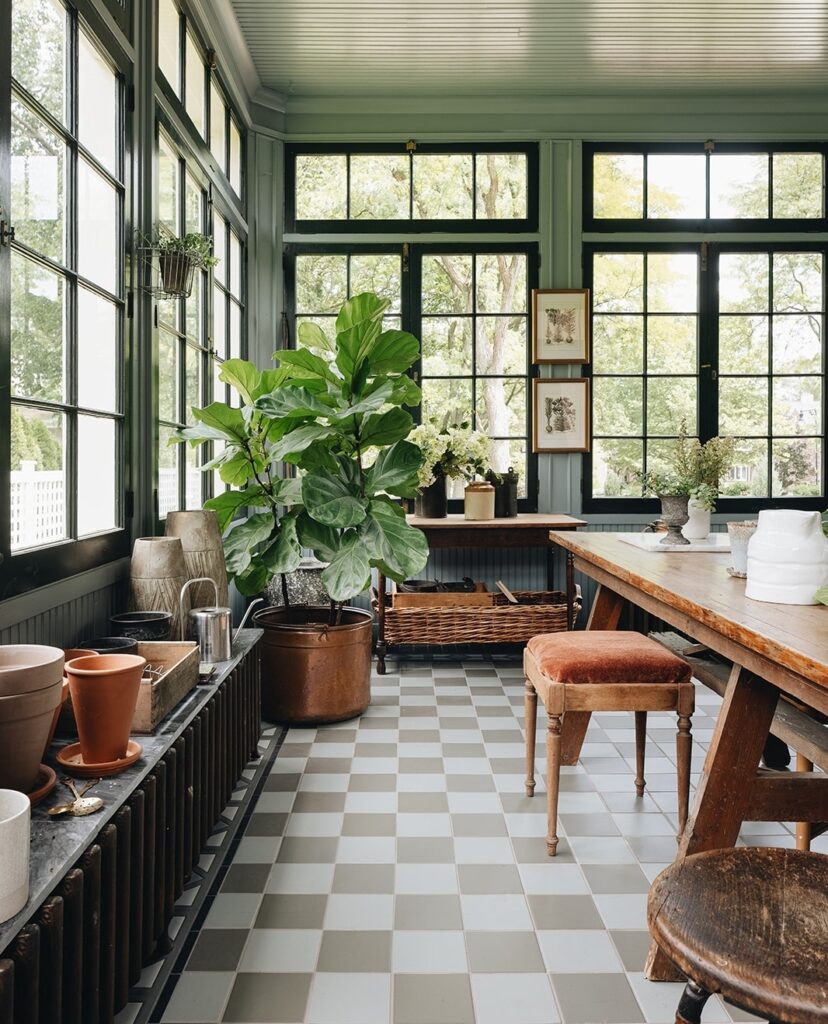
[745,509,828,604]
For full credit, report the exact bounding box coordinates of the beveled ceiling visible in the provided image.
[229,0,828,100]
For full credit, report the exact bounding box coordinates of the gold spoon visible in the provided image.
[48,778,104,817]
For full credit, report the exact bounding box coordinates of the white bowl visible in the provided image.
[0,789,30,924]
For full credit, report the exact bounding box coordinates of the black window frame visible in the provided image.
[583,141,828,234]
[285,142,539,235]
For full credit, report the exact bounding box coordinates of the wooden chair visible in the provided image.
[648,847,828,1024]
[524,630,694,856]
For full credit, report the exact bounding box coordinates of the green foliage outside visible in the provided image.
[175,292,429,607]
[10,406,62,471]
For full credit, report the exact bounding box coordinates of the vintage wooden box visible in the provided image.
[132,641,199,733]
[390,582,494,608]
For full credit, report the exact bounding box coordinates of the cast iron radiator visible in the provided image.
[0,647,261,1024]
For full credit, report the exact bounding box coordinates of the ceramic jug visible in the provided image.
[745,509,828,604]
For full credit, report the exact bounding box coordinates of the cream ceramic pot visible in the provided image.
[0,790,30,924]
[745,509,828,605]
[464,482,495,521]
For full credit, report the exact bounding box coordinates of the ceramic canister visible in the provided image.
[745,509,828,605]
[464,481,495,521]
[0,789,30,924]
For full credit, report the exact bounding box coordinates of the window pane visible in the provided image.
[158,425,180,516]
[477,253,527,314]
[159,330,178,422]
[422,254,472,314]
[719,316,769,374]
[647,315,696,374]
[210,82,226,169]
[421,318,472,376]
[721,439,768,497]
[593,377,643,436]
[78,288,118,412]
[773,153,823,218]
[773,376,821,435]
[476,153,527,219]
[230,119,242,195]
[647,253,697,313]
[719,377,769,435]
[186,444,202,509]
[230,233,242,296]
[185,173,202,234]
[185,32,205,137]
[296,254,347,313]
[592,315,643,374]
[158,133,180,234]
[647,377,697,434]
[476,379,526,435]
[350,254,401,312]
[592,438,643,496]
[296,155,347,220]
[213,211,227,284]
[710,154,768,218]
[490,438,527,496]
[421,377,472,426]
[11,252,65,402]
[350,154,409,219]
[773,438,821,496]
[476,316,527,376]
[157,295,178,332]
[773,252,823,312]
[593,253,644,312]
[647,155,706,218]
[10,405,66,550]
[773,315,821,374]
[78,158,119,293]
[78,416,117,535]
[229,302,242,361]
[719,253,768,313]
[79,30,118,174]
[213,286,226,358]
[12,0,66,123]
[185,344,200,424]
[593,154,643,219]
[186,273,202,342]
[413,154,473,219]
[157,0,180,95]
[12,99,66,264]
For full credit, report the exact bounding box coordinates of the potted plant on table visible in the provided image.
[173,292,428,723]
[409,420,491,518]
[156,231,219,298]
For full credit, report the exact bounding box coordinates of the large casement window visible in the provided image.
[1,0,130,595]
[583,143,827,513]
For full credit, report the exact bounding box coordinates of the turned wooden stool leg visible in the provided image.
[676,710,693,838]
[796,752,813,851]
[524,680,538,797]
[675,981,711,1024]
[546,713,562,856]
[634,711,647,797]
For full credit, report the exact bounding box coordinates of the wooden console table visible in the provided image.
[375,513,585,672]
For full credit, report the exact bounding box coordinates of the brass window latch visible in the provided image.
[701,363,718,380]
[0,215,15,246]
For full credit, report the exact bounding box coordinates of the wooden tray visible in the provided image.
[391,582,493,608]
[132,641,199,733]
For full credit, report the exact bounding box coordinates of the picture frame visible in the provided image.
[532,288,590,364]
[532,378,590,453]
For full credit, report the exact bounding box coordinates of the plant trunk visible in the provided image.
[280,572,290,609]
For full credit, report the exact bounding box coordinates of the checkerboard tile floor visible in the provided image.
[155,656,822,1024]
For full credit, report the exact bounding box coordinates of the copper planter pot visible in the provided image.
[254,606,373,724]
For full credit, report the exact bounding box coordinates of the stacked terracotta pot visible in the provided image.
[0,646,65,792]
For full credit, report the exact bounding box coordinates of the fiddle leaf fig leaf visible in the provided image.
[218,359,261,405]
[297,320,334,354]
[255,385,333,421]
[269,423,335,462]
[204,485,266,532]
[223,513,275,576]
[365,439,423,497]
[296,512,338,563]
[321,533,371,603]
[335,293,388,382]
[369,329,420,375]
[275,347,340,386]
[360,407,413,448]
[191,403,247,442]
[302,469,367,528]
[260,514,302,575]
[815,586,828,606]
[364,498,429,581]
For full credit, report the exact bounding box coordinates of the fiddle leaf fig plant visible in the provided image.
[173,292,429,611]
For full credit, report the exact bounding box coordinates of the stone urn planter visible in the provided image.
[165,510,230,609]
[65,653,146,764]
[129,536,190,640]
[253,606,372,724]
[658,495,691,545]
[0,645,65,792]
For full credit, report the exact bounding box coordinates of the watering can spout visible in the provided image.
[234,598,265,642]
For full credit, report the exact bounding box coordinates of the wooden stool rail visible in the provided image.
[523,630,694,856]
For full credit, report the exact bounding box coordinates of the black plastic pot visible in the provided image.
[414,474,447,518]
[77,637,140,655]
[109,611,172,642]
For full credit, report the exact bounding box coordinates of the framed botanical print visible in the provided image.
[532,378,590,453]
[532,288,590,364]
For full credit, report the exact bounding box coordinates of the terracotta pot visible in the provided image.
[0,644,64,697]
[129,537,190,640]
[0,790,30,924]
[57,649,99,737]
[65,654,146,764]
[0,679,63,791]
[165,510,230,609]
[254,606,372,724]
[43,679,70,757]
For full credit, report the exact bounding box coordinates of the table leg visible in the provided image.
[645,664,779,981]
[560,584,625,765]
[566,551,575,631]
[796,752,814,851]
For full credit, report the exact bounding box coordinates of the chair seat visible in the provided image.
[649,847,828,1024]
[526,631,692,686]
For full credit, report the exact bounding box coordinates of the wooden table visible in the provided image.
[548,530,828,981]
[375,514,586,672]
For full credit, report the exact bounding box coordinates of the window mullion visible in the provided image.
[699,244,718,444]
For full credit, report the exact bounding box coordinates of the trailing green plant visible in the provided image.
[641,421,737,501]
[172,292,428,615]
[689,483,719,511]
[156,231,219,269]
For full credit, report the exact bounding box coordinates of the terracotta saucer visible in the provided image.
[27,764,57,806]
[56,740,143,777]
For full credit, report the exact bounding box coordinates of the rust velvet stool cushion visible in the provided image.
[526,630,692,687]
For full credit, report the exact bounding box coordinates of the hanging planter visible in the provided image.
[142,230,220,299]
[159,250,197,297]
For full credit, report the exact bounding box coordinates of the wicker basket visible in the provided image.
[373,589,581,646]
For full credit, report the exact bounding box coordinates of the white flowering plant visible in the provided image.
[410,421,491,489]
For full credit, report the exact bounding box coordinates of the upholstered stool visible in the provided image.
[524,631,694,856]
[648,847,828,1024]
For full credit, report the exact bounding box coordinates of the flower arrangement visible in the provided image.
[410,421,491,489]
[642,422,736,505]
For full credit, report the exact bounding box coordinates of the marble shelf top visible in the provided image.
[0,629,263,955]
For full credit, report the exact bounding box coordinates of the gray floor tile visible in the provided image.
[342,812,397,836]
[609,929,653,972]
[293,791,348,812]
[277,837,339,864]
[550,972,642,1024]
[221,863,271,893]
[162,971,235,1022]
[559,813,621,837]
[396,836,455,863]
[398,791,450,812]
[245,812,288,837]
[395,894,463,930]
[527,894,605,930]
[263,773,301,792]
[452,813,508,837]
[348,773,398,792]
[239,927,322,971]
[458,864,523,894]
[317,930,392,972]
[582,863,652,894]
[332,863,395,893]
[254,893,328,929]
[203,894,263,930]
[222,972,312,1023]
[186,929,248,972]
[446,774,497,792]
[393,973,475,1024]
[466,930,545,972]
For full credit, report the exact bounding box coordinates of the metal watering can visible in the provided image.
[179,577,263,664]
